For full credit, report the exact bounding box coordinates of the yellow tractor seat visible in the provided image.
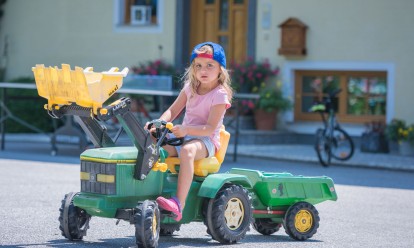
[164,126,230,177]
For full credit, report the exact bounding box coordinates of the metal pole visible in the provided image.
[233,99,240,162]
[0,88,5,150]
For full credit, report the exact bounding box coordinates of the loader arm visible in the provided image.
[32,64,159,180]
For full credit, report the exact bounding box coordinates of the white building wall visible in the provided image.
[1,0,413,123]
[256,0,414,123]
[0,0,176,79]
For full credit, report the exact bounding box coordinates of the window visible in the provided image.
[295,70,387,123]
[125,0,157,25]
[114,0,163,33]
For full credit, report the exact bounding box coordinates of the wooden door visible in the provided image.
[190,0,249,64]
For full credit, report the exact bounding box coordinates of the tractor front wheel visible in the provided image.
[252,218,282,235]
[58,192,91,240]
[134,200,160,248]
[205,184,252,244]
[283,202,320,240]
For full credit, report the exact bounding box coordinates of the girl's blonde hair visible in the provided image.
[181,45,233,102]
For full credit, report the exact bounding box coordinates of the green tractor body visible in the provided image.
[74,147,337,224]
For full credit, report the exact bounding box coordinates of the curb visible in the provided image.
[227,146,414,173]
[228,152,414,172]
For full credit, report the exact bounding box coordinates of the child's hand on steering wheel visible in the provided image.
[146,119,184,147]
[171,125,188,138]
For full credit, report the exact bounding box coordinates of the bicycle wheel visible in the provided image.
[314,128,331,167]
[331,127,354,161]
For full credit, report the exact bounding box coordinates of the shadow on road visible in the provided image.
[2,233,322,248]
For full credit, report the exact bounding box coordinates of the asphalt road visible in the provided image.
[0,154,413,248]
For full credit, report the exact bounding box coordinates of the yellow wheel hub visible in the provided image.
[294,209,313,233]
[152,211,158,237]
[224,198,244,230]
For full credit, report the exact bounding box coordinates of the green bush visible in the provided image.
[3,77,61,133]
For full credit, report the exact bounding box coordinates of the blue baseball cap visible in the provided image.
[190,42,226,68]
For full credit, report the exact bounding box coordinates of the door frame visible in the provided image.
[175,0,257,70]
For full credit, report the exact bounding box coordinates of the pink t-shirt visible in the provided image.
[182,84,231,151]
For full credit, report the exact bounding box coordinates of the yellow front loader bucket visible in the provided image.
[32,64,129,115]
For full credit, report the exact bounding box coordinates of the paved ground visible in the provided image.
[1,133,414,172]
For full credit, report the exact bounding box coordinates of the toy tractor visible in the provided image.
[33,64,337,248]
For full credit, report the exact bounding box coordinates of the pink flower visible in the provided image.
[247,101,255,109]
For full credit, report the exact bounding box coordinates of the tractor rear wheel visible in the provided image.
[134,200,160,248]
[204,184,252,244]
[283,202,320,240]
[58,192,91,240]
[252,218,282,235]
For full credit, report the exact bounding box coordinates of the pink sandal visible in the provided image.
[156,196,182,221]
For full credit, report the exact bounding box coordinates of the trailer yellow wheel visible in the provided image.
[283,202,320,241]
[294,209,313,233]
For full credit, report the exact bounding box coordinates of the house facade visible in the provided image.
[1,0,413,134]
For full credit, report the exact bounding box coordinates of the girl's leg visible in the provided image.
[162,144,178,157]
[176,140,208,209]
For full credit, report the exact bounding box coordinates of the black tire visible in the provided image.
[159,223,181,236]
[331,127,354,161]
[58,192,91,240]
[202,198,214,238]
[283,202,320,241]
[252,218,282,235]
[204,184,252,244]
[315,128,331,167]
[134,200,160,248]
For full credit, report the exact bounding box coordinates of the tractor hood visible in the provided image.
[80,146,139,163]
[80,146,168,163]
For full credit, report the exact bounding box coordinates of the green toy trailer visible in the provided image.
[33,65,337,247]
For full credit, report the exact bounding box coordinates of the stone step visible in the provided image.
[227,129,362,146]
[227,130,314,145]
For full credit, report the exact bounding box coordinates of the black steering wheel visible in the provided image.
[147,119,184,147]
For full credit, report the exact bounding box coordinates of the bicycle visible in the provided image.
[310,89,354,167]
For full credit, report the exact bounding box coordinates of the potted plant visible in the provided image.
[397,124,414,156]
[360,121,389,153]
[252,82,291,130]
[385,118,407,153]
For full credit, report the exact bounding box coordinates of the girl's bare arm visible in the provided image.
[172,104,226,137]
[160,90,187,122]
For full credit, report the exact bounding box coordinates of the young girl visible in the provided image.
[155,42,233,221]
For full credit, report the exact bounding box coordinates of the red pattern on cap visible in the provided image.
[197,53,213,59]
